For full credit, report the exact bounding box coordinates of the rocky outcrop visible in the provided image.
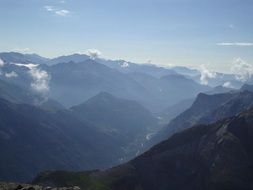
[0,182,80,190]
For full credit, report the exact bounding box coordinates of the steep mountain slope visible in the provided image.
[157,98,195,124]
[158,74,209,104]
[0,57,52,95]
[47,60,151,109]
[155,85,233,125]
[0,79,65,112]
[0,98,124,182]
[0,79,39,104]
[34,107,253,190]
[241,83,253,92]
[96,58,177,78]
[205,85,234,95]
[0,52,49,64]
[192,72,242,88]
[49,54,90,65]
[151,90,253,146]
[127,72,210,111]
[170,66,199,76]
[71,92,158,159]
[71,92,158,139]
[48,59,209,112]
[156,85,235,126]
[0,52,210,112]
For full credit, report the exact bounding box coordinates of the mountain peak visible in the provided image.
[93,91,115,98]
[160,73,188,80]
[50,54,90,64]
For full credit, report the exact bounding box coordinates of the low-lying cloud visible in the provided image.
[217,42,253,46]
[5,71,18,78]
[29,67,51,94]
[87,49,102,59]
[222,81,233,88]
[199,65,217,85]
[13,63,51,94]
[13,63,38,69]
[231,57,253,82]
[121,62,129,68]
[0,58,5,67]
[0,59,4,75]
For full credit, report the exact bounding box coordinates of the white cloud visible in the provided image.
[44,5,70,17]
[199,65,217,85]
[12,63,38,69]
[0,59,4,76]
[222,81,233,88]
[55,9,70,16]
[29,67,51,94]
[121,62,129,68]
[45,5,54,12]
[231,57,253,82]
[13,47,30,53]
[86,49,102,59]
[11,62,50,94]
[217,42,253,46]
[5,71,18,78]
[0,59,5,67]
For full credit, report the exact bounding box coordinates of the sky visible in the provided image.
[0,0,252,72]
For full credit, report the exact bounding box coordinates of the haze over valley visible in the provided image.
[0,0,253,189]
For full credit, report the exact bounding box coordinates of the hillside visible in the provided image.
[71,92,159,159]
[34,107,253,190]
[0,98,124,182]
[151,90,253,145]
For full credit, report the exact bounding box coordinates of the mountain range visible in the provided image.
[0,52,213,112]
[150,89,253,147]
[0,78,158,181]
[34,107,253,190]
[1,51,253,189]
[0,97,124,182]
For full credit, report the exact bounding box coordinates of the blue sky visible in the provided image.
[0,0,252,72]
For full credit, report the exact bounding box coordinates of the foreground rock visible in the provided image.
[0,182,80,190]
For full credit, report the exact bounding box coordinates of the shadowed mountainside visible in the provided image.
[34,107,253,190]
[150,90,253,146]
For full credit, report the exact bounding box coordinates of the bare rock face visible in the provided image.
[0,182,81,190]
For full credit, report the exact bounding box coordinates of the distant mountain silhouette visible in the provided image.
[49,54,90,65]
[0,52,49,64]
[0,52,212,112]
